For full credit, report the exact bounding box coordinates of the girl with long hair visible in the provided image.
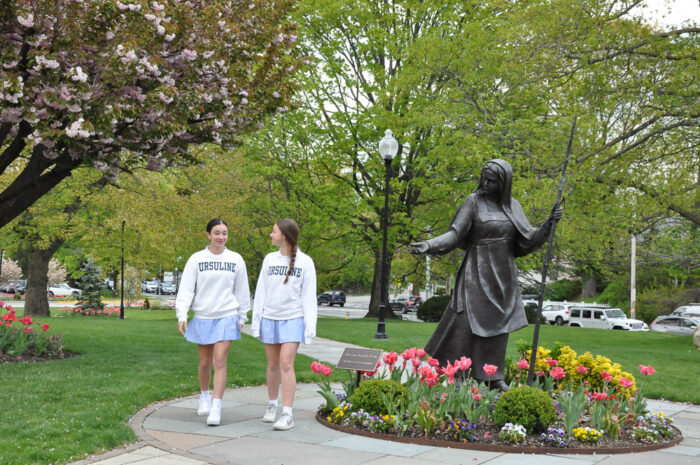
[251,218,317,430]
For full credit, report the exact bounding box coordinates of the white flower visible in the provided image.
[17,14,34,28]
[182,49,197,61]
[156,24,165,35]
[71,66,88,82]
[272,91,280,98]
[165,33,175,42]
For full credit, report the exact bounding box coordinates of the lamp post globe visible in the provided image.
[375,129,398,339]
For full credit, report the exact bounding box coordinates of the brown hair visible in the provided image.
[276,218,299,284]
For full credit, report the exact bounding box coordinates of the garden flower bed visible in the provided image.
[0,301,76,364]
[311,347,682,454]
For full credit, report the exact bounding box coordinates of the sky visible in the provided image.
[634,0,700,27]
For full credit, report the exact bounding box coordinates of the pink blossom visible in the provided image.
[457,356,472,371]
[546,357,559,367]
[601,371,612,382]
[550,367,566,380]
[639,364,657,375]
[575,364,589,374]
[482,364,497,377]
[516,359,529,370]
[619,377,635,389]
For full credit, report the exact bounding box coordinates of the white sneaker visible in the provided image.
[262,405,277,423]
[206,405,221,426]
[197,394,211,416]
[273,412,295,430]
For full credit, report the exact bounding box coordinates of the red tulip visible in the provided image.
[42,323,50,331]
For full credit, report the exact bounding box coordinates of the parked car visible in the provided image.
[390,294,410,312]
[402,296,423,314]
[671,304,700,319]
[12,280,26,295]
[541,302,579,326]
[650,315,699,336]
[142,280,159,294]
[47,283,82,298]
[317,290,346,307]
[158,282,177,295]
[568,305,648,331]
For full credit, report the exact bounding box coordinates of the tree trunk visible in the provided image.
[24,241,62,316]
[581,275,598,299]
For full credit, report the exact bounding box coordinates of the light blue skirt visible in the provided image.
[185,315,240,345]
[259,317,304,344]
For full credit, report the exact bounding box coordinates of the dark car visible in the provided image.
[402,296,423,314]
[158,282,177,295]
[390,294,410,312]
[317,291,346,307]
[12,280,26,295]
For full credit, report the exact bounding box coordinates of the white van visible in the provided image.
[671,304,700,319]
[569,305,648,331]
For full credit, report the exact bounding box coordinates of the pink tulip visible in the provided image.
[311,361,322,373]
[639,364,657,375]
[416,348,426,358]
[427,357,440,367]
[473,393,482,401]
[516,359,529,370]
[383,351,398,365]
[575,364,589,374]
[601,371,612,382]
[483,364,497,377]
[411,357,421,369]
[550,367,566,380]
[592,392,608,401]
[320,364,333,376]
[619,377,634,389]
[457,356,472,371]
[546,357,559,367]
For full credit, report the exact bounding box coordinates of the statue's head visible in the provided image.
[477,159,513,207]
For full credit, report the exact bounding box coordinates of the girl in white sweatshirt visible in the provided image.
[251,218,317,431]
[175,218,251,426]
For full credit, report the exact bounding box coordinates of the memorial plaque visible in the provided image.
[336,348,383,371]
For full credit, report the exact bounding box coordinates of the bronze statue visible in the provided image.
[411,159,562,391]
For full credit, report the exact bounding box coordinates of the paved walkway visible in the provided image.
[70,331,700,465]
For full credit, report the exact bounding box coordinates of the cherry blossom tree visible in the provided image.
[0,256,23,284]
[0,0,300,228]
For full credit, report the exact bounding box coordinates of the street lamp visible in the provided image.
[374,129,399,339]
[120,220,125,320]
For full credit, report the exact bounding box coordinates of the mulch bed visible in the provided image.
[316,412,683,454]
[0,350,80,364]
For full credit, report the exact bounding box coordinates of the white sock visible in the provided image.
[282,406,293,416]
[201,390,211,398]
[212,398,222,409]
[268,399,278,407]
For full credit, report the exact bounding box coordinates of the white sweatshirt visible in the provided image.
[251,249,317,344]
[175,247,251,323]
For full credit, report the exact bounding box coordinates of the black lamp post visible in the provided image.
[374,129,399,339]
[120,220,125,320]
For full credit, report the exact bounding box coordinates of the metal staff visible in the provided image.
[527,115,577,386]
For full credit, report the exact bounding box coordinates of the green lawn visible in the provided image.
[316,317,700,404]
[0,310,318,465]
[1,311,698,465]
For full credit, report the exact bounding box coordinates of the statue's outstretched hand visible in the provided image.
[410,242,429,254]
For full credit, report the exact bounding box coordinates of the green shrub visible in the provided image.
[493,385,557,434]
[417,295,451,322]
[347,379,407,415]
